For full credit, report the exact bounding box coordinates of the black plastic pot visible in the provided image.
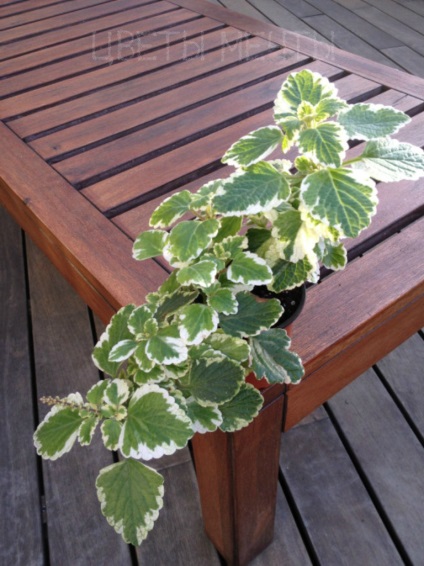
[253,284,306,330]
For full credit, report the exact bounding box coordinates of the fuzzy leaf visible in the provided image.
[339,103,410,140]
[251,328,304,384]
[222,126,283,167]
[271,257,315,292]
[177,260,217,288]
[352,138,424,182]
[34,406,84,460]
[219,383,263,432]
[301,168,378,238]
[186,399,222,433]
[213,162,289,216]
[101,419,123,451]
[165,219,219,264]
[132,230,168,261]
[188,356,244,406]
[178,303,219,345]
[298,122,348,168]
[219,292,283,337]
[228,251,273,286]
[149,190,192,228]
[120,385,193,459]
[96,459,164,546]
[92,305,135,378]
[146,326,188,365]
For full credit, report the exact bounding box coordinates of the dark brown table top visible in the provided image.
[1,0,423,427]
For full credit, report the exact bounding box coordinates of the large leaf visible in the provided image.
[186,398,222,433]
[177,260,217,288]
[213,162,289,216]
[222,126,283,168]
[251,328,304,384]
[272,209,309,263]
[204,332,250,362]
[34,405,85,460]
[187,356,244,406]
[92,305,135,377]
[96,459,164,546]
[120,385,193,459]
[219,292,283,337]
[271,257,316,292]
[149,190,192,228]
[300,168,378,238]
[132,230,168,261]
[228,251,273,286]
[339,103,410,140]
[352,138,424,182]
[146,326,188,365]
[275,69,340,114]
[219,383,263,432]
[165,219,219,264]
[298,122,348,168]
[178,303,219,345]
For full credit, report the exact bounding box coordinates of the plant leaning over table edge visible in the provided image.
[34,70,424,547]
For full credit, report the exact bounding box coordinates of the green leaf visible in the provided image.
[219,383,263,432]
[96,459,164,545]
[132,365,165,385]
[132,230,168,261]
[205,333,250,362]
[222,125,283,167]
[251,328,304,384]
[187,356,244,406]
[109,339,138,362]
[301,168,378,238]
[128,306,154,336]
[78,416,99,446]
[186,399,222,433]
[298,123,348,168]
[154,288,198,321]
[228,251,273,286]
[120,385,193,459]
[190,179,223,210]
[134,340,155,372]
[352,138,424,182]
[319,241,347,270]
[178,303,219,345]
[214,235,246,260]
[214,216,243,243]
[103,379,131,407]
[165,219,219,264]
[149,190,192,228]
[246,228,272,254]
[219,292,283,337]
[92,305,135,378]
[34,406,84,460]
[275,69,340,114]
[213,162,289,216]
[146,326,188,365]
[206,287,238,315]
[177,260,217,288]
[339,103,410,140]
[272,209,304,261]
[271,257,316,292]
[101,419,123,451]
[86,380,109,407]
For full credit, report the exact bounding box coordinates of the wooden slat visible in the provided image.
[281,408,402,564]
[0,0,68,19]
[26,238,133,565]
[328,368,424,564]
[0,9,206,97]
[0,123,167,323]
[0,207,44,566]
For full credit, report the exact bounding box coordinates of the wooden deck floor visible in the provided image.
[2,205,424,565]
[1,0,424,564]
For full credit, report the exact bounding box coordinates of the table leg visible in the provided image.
[191,386,285,565]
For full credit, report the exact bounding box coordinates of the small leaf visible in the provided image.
[109,339,138,362]
[205,333,250,362]
[188,356,244,406]
[177,260,217,287]
[134,340,155,372]
[96,459,164,545]
[271,257,316,292]
[222,125,283,167]
[34,406,84,460]
[120,385,193,459]
[214,216,243,243]
[219,383,263,432]
[179,303,219,345]
[206,287,238,315]
[352,138,424,182]
[132,230,168,261]
[251,328,304,384]
[78,416,99,446]
[87,380,109,407]
[101,419,123,450]
[128,306,154,336]
[103,379,131,407]
[214,235,247,260]
[186,399,222,433]
[246,228,272,254]
[165,219,219,264]
[154,288,198,321]
[191,180,223,210]
[228,251,273,286]
[339,103,410,140]
[146,326,188,365]
[149,190,192,228]
[92,305,135,378]
[219,292,283,337]
[213,162,289,216]
[319,241,347,270]
[298,122,348,168]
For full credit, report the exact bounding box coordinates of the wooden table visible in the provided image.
[1,1,423,564]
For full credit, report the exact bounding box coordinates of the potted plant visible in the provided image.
[34,70,424,548]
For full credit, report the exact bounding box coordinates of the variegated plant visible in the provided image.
[34,70,424,547]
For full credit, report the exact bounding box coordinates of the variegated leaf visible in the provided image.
[78,416,99,446]
[128,305,154,336]
[149,190,192,228]
[219,383,263,432]
[132,230,168,261]
[222,125,283,168]
[34,406,85,460]
[165,219,219,264]
[227,251,273,286]
[205,332,250,362]
[187,356,244,406]
[177,260,217,287]
[206,287,238,315]
[186,398,222,433]
[101,419,123,451]
[146,326,188,365]
[219,292,283,337]
[271,257,316,292]
[298,122,348,168]
[108,339,138,363]
[339,103,410,140]
[178,303,219,345]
